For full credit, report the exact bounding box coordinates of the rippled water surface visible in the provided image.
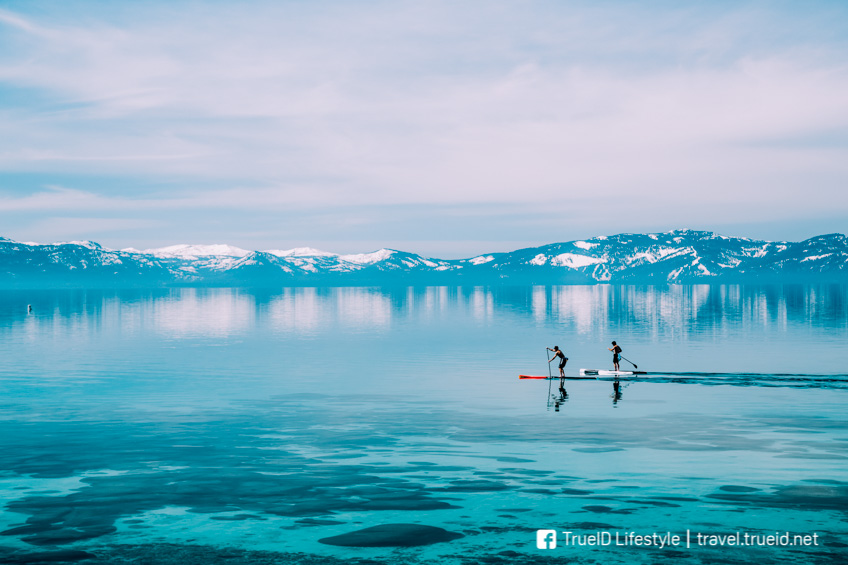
[1,285,846,564]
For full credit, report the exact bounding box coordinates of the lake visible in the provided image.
[1,285,846,564]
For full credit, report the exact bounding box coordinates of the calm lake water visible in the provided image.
[1,285,846,564]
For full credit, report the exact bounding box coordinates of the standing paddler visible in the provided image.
[547,346,568,378]
[608,341,622,371]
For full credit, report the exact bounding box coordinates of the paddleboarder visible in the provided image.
[547,346,568,378]
[608,341,622,371]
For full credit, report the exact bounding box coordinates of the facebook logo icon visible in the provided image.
[537,529,557,549]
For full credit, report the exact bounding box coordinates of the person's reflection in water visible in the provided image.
[612,380,623,406]
[552,385,568,412]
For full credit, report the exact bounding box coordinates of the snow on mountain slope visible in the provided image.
[144,244,252,258]
[339,249,396,264]
[573,241,598,250]
[550,253,605,268]
[265,247,337,257]
[468,255,495,265]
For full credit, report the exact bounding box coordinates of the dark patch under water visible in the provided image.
[318,524,464,547]
[706,484,848,512]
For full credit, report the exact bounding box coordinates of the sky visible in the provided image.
[0,0,847,257]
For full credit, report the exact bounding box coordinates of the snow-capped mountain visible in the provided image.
[140,244,253,258]
[0,230,846,288]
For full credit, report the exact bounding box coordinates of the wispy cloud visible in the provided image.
[25,216,163,240]
[0,184,352,211]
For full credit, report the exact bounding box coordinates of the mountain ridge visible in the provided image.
[1,229,846,288]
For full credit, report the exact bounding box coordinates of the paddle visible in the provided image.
[545,348,554,408]
[620,355,638,369]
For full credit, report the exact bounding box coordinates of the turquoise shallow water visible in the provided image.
[0,285,846,564]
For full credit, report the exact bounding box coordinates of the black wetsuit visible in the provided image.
[554,350,567,369]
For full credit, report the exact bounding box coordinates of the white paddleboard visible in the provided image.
[579,369,647,376]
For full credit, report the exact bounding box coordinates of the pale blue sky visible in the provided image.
[1,0,847,256]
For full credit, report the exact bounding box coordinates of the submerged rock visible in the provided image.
[318,524,464,547]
